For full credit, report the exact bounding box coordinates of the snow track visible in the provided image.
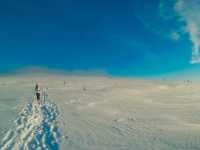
[0,101,61,150]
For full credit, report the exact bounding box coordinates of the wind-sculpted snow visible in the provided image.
[2,76,200,150]
[0,101,61,150]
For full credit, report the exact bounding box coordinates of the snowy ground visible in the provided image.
[0,74,200,150]
[0,101,60,150]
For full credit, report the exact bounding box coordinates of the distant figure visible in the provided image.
[83,86,87,91]
[43,88,48,104]
[35,84,41,104]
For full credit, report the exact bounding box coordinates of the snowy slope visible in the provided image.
[0,75,200,150]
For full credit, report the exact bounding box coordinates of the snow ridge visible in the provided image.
[0,101,61,150]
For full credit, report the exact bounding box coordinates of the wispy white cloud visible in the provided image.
[174,0,200,64]
[135,0,178,41]
[158,0,182,41]
[159,0,176,21]
[136,0,200,64]
[170,31,180,41]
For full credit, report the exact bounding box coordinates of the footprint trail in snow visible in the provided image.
[0,101,61,150]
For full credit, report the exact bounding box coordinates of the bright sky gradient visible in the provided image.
[0,0,199,76]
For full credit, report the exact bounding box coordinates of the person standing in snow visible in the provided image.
[35,83,41,104]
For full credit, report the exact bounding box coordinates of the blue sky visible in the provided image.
[0,0,199,76]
